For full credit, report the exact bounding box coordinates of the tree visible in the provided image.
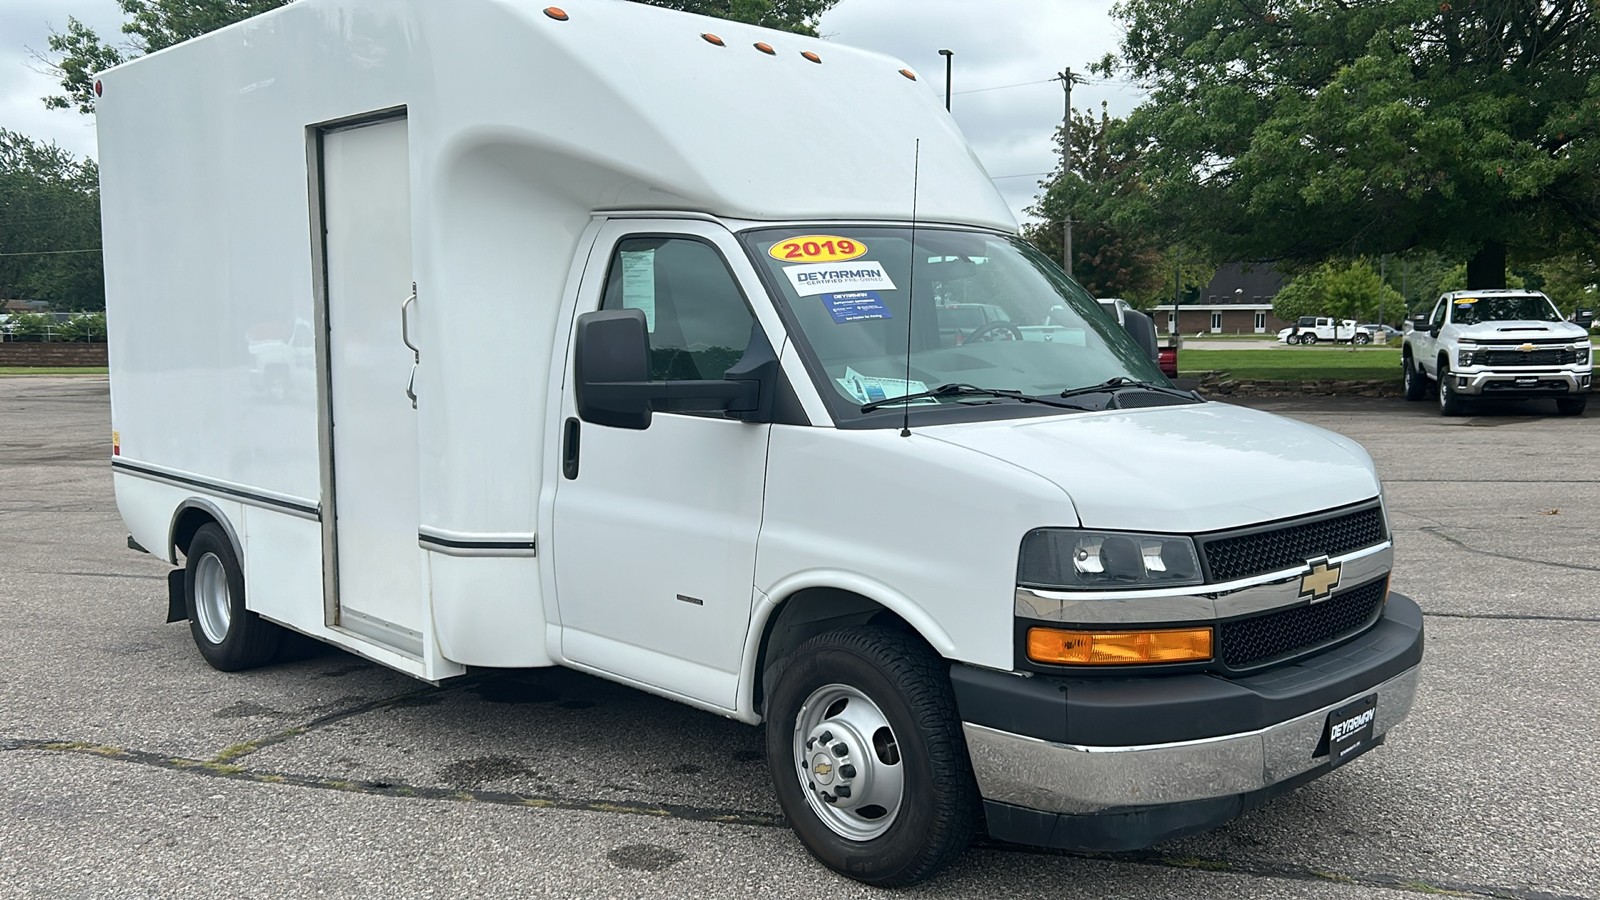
[45,0,840,114]
[1107,0,1600,289]
[0,130,103,310]
[1024,105,1170,307]
[1272,258,1401,325]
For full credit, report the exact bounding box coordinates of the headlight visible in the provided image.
[1577,344,1591,364]
[1458,347,1483,367]
[1018,529,1203,590]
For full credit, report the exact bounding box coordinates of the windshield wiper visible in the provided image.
[1058,376,1200,403]
[860,383,1092,413]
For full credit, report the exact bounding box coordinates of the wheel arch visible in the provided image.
[744,576,957,720]
[168,498,243,566]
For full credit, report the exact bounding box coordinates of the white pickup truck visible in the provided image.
[1403,290,1593,416]
[1277,316,1367,345]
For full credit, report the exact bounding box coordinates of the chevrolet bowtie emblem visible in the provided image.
[813,761,833,777]
[1299,556,1342,602]
[1519,343,1535,352]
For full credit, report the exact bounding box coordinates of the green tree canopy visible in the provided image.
[0,130,103,310]
[1107,0,1600,289]
[45,0,839,114]
[1272,258,1401,325]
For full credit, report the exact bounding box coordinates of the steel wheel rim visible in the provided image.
[1438,370,1450,410]
[792,683,905,842]
[194,552,232,644]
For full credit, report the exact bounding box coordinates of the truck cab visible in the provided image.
[1403,290,1592,415]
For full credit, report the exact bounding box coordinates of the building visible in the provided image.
[1148,262,1291,335]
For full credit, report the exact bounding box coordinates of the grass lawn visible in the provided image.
[1180,348,1401,382]
[0,367,109,375]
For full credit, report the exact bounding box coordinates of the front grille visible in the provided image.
[1218,578,1387,670]
[1200,505,1386,582]
[1482,348,1576,366]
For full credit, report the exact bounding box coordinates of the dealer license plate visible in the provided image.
[1325,694,1378,769]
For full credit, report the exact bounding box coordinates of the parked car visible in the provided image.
[1402,290,1592,416]
[1277,316,1365,344]
[1357,323,1401,342]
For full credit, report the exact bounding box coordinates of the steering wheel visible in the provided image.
[964,321,1024,343]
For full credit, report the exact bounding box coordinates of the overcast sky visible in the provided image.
[0,0,1144,223]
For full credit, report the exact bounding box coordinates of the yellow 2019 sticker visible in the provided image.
[1455,298,1477,304]
[769,235,868,264]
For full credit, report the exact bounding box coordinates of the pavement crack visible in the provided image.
[7,737,1591,900]
[1422,611,1600,624]
[1417,526,1600,574]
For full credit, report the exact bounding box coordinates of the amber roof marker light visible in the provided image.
[701,33,725,46]
[899,69,916,81]
[754,42,776,55]
[801,51,822,64]
[543,6,568,21]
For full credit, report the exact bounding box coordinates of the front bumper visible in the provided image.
[1450,368,1591,397]
[952,591,1424,851]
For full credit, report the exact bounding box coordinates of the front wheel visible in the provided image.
[766,627,978,887]
[184,523,283,671]
[1437,364,1467,416]
[1556,395,1588,416]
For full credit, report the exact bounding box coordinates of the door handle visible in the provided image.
[563,417,581,480]
[402,283,419,408]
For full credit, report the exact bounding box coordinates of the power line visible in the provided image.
[0,248,102,257]
[951,76,1145,96]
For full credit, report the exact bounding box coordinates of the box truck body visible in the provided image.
[98,0,1422,885]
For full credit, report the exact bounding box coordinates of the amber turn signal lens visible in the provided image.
[543,7,568,21]
[1027,627,1213,665]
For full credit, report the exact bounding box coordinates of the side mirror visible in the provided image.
[1428,325,1442,338]
[1119,308,1160,363]
[1410,313,1428,327]
[573,309,767,430]
[1574,308,1595,328]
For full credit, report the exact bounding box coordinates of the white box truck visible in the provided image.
[97,0,1422,885]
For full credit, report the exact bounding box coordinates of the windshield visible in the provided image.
[1449,295,1562,325]
[742,226,1167,422]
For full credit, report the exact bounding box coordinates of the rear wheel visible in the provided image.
[1437,359,1467,416]
[1556,395,1588,416]
[1355,332,1372,345]
[1303,333,1319,345]
[184,523,283,671]
[1403,352,1428,401]
[766,626,978,887]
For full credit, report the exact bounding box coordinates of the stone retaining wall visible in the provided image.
[1197,372,1403,398]
[0,342,108,367]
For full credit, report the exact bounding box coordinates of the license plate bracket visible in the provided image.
[1324,693,1377,768]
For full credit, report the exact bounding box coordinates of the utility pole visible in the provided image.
[938,49,953,111]
[1059,67,1075,277]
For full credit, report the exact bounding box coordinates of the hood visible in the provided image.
[924,402,1380,533]
[1456,320,1589,341]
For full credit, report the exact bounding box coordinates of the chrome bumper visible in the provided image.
[1452,369,1591,395]
[963,665,1420,816]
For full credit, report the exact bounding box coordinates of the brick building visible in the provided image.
[1148,262,1292,336]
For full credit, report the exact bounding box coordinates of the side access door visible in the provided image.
[551,220,775,711]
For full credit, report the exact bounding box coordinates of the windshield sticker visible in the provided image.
[769,235,868,264]
[1455,298,1476,304]
[822,291,892,323]
[620,249,658,331]
[836,367,937,406]
[784,261,897,297]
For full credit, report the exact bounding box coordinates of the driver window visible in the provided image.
[1428,299,1446,327]
[600,237,755,382]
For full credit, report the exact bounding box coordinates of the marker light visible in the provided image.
[899,69,917,80]
[702,33,725,46]
[94,80,103,97]
[754,42,776,55]
[1027,627,1213,665]
[802,51,822,63]
[543,7,568,20]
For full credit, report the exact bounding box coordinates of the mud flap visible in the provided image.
[166,568,187,623]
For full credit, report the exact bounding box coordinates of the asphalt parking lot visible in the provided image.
[2,375,1597,900]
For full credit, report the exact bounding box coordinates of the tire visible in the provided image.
[1403,352,1427,401]
[1437,360,1467,416]
[184,523,283,671]
[765,626,978,887]
[1556,395,1588,416]
[1355,332,1372,345]
[1303,333,1318,345]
